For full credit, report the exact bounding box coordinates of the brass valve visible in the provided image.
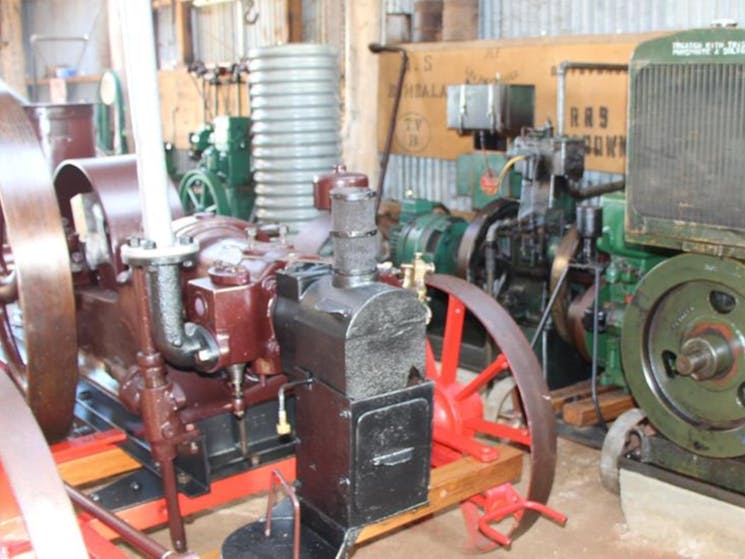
[402,252,435,323]
[276,409,292,436]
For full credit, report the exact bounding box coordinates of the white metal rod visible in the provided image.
[117,0,175,248]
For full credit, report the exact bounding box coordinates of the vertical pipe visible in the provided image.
[117,0,175,249]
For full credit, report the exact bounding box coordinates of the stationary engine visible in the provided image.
[607,26,745,474]
[0,83,559,559]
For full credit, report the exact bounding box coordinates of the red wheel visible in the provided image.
[425,274,558,547]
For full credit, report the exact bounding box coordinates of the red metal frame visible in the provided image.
[1,427,295,557]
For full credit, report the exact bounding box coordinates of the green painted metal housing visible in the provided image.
[590,193,669,387]
[626,27,745,257]
[390,198,467,275]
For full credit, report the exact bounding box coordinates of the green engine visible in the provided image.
[178,115,255,219]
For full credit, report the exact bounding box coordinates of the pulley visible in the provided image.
[621,254,745,458]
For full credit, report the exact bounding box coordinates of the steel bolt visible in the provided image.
[130,481,142,492]
[197,349,214,363]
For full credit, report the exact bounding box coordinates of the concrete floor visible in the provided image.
[128,439,688,558]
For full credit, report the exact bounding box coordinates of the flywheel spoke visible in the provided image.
[439,294,465,384]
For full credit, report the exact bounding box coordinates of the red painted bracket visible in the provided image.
[461,483,567,551]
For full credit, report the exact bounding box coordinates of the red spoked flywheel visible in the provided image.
[425,274,561,549]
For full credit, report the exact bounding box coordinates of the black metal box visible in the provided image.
[294,379,433,528]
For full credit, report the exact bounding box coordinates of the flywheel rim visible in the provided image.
[0,86,78,442]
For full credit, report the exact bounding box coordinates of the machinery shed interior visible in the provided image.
[1,1,745,558]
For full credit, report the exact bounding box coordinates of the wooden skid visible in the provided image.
[200,446,524,558]
[561,389,634,427]
[357,445,523,544]
[550,378,615,413]
[58,447,140,487]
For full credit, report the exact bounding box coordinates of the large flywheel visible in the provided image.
[425,274,558,544]
[0,85,78,442]
[622,254,745,458]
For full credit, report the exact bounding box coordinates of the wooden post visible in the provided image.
[175,0,193,65]
[0,0,27,97]
[343,0,381,188]
[288,0,303,42]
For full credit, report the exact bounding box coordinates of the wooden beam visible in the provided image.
[0,0,26,97]
[175,0,194,65]
[343,0,381,186]
[562,389,634,426]
[356,447,523,544]
[57,448,141,487]
[287,0,303,42]
[199,448,522,558]
[550,378,615,413]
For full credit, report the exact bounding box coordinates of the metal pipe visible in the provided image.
[590,263,608,431]
[65,484,196,559]
[117,0,175,249]
[147,264,219,371]
[530,264,570,349]
[567,178,625,199]
[368,43,408,212]
[264,470,301,559]
[556,61,628,136]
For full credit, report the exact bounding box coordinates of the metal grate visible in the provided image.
[628,62,745,231]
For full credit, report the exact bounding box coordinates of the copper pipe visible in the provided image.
[264,470,301,559]
[65,484,196,559]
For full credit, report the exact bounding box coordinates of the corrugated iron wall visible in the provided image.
[478,0,745,39]
[191,0,288,64]
[383,0,745,207]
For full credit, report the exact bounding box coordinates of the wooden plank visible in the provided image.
[562,389,634,427]
[0,0,26,96]
[57,447,140,487]
[550,378,614,413]
[356,446,523,544]
[199,447,522,556]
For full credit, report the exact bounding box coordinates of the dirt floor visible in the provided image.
[127,438,690,558]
